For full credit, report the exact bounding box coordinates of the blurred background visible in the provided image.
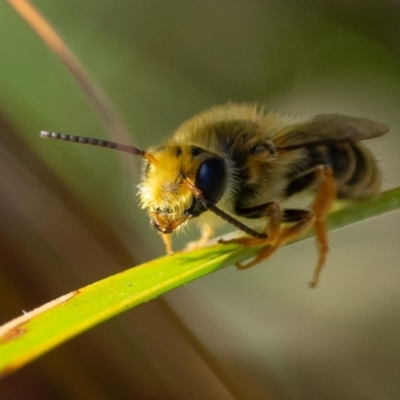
[0,1,399,399]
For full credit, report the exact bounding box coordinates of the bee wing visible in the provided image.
[274,114,389,149]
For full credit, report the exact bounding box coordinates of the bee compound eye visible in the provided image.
[195,157,227,204]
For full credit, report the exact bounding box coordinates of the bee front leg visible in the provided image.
[160,233,173,255]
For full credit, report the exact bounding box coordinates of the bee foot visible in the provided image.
[184,239,208,252]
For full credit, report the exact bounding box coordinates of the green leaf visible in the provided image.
[1,186,399,377]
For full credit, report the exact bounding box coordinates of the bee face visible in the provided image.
[139,144,228,234]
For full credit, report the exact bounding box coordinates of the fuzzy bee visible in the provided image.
[41,103,388,287]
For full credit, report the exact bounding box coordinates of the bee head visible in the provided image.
[139,145,227,234]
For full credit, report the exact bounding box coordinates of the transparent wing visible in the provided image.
[274,114,389,150]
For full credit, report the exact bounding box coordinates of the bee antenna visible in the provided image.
[182,175,266,238]
[204,201,267,239]
[40,131,158,165]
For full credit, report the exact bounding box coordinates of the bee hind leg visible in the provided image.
[308,166,337,288]
[264,165,336,286]
[220,166,336,286]
[272,166,336,287]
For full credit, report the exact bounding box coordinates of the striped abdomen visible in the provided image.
[285,141,382,199]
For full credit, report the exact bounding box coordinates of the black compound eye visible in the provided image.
[195,157,227,204]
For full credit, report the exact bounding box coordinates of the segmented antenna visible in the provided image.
[204,200,268,239]
[40,131,158,164]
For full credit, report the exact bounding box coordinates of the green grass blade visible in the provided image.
[328,186,400,229]
[1,187,399,377]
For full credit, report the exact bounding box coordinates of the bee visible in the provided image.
[40,103,388,287]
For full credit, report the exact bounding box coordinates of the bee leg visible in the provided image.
[250,166,336,285]
[236,208,315,270]
[160,233,173,255]
[224,202,285,270]
[221,166,336,282]
[308,166,337,288]
[220,202,282,247]
[185,224,214,251]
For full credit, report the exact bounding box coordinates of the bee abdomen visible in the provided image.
[333,142,382,199]
[284,142,382,199]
